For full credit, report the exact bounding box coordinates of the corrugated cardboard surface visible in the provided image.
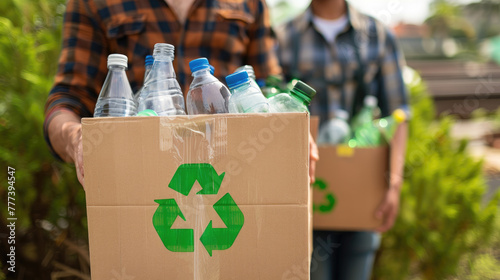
[310,116,388,231]
[82,113,311,280]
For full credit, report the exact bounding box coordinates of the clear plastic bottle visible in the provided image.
[134,55,154,103]
[376,108,407,143]
[144,55,154,80]
[318,109,351,145]
[94,54,137,117]
[137,43,186,116]
[351,95,378,131]
[225,71,269,113]
[186,58,230,115]
[268,80,316,113]
[234,65,260,89]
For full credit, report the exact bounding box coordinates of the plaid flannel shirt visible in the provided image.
[276,4,408,124]
[44,0,280,159]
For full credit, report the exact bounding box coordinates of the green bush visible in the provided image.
[372,68,500,279]
[0,0,89,279]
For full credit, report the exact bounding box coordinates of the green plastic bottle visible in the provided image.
[262,75,286,98]
[268,80,316,113]
[351,95,378,131]
[352,122,381,147]
[376,108,407,144]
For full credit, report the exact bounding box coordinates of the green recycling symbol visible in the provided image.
[152,163,244,256]
[312,178,336,213]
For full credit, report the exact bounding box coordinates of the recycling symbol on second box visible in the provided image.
[152,163,244,256]
[312,178,336,213]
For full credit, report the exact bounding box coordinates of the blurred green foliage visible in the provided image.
[0,0,89,278]
[373,68,500,279]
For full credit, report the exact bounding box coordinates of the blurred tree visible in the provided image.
[269,0,304,26]
[425,0,476,40]
[0,0,89,279]
[465,0,500,40]
[372,67,500,279]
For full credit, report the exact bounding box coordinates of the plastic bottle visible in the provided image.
[94,54,137,117]
[351,122,381,147]
[376,108,407,143]
[351,95,378,131]
[262,75,285,98]
[317,109,351,145]
[134,55,154,103]
[268,80,316,113]
[225,71,269,113]
[137,43,186,116]
[234,65,260,89]
[136,109,159,117]
[186,58,230,115]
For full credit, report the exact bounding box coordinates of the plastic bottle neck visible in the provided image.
[290,89,311,106]
[153,54,174,62]
[150,54,176,79]
[230,80,252,93]
[108,65,127,71]
[192,68,211,77]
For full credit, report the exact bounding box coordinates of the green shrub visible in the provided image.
[0,0,89,278]
[372,68,499,279]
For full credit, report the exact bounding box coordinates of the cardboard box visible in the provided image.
[83,113,311,280]
[310,117,388,231]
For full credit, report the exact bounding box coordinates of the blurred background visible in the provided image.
[1,0,500,279]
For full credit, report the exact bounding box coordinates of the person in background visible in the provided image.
[44,0,319,187]
[276,0,408,279]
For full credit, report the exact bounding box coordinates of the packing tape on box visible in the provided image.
[336,144,354,157]
[159,116,228,162]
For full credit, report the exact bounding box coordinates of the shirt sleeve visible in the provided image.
[43,0,109,159]
[377,28,409,117]
[245,0,282,79]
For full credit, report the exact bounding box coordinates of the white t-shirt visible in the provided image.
[312,15,349,44]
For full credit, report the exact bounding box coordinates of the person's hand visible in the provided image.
[66,123,84,189]
[375,180,402,232]
[309,132,319,184]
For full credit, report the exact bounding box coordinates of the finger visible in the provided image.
[77,167,85,190]
[309,140,319,161]
[309,159,316,183]
[376,206,396,233]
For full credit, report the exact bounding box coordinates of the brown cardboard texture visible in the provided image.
[83,113,311,280]
[310,116,388,231]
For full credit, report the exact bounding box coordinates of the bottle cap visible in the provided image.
[108,54,128,68]
[392,108,406,123]
[235,65,256,80]
[291,80,316,104]
[145,55,154,66]
[189,57,210,73]
[364,95,378,107]
[225,71,249,89]
[334,109,349,121]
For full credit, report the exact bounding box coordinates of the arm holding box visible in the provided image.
[374,28,409,232]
